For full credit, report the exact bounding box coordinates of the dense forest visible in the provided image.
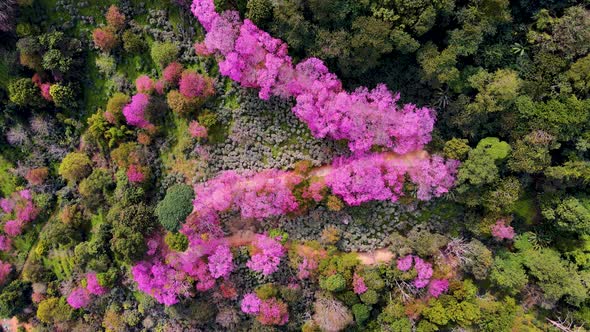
[0,0,589,331]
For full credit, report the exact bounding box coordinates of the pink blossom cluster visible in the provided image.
[131,234,234,305]
[491,219,515,240]
[193,170,302,222]
[188,120,208,138]
[396,255,449,297]
[122,93,152,128]
[127,164,145,183]
[179,70,215,98]
[136,75,154,94]
[66,272,109,309]
[0,260,11,285]
[246,234,286,275]
[0,189,38,243]
[32,74,52,101]
[240,293,289,326]
[325,154,458,206]
[163,62,184,86]
[86,272,108,295]
[352,273,368,294]
[67,287,92,309]
[297,257,318,280]
[132,259,192,305]
[191,0,435,154]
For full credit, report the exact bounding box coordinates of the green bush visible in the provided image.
[49,83,77,109]
[352,303,371,324]
[8,78,44,107]
[36,297,72,323]
[59,152,92,183]
[150,41,179,68]
[320,273,346,292]
[164,232,189,252]
[359,289,379,305]
[156,184,194,232]
[122,30,146,54]
[0,280,32,318]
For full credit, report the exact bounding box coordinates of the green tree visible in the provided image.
[49,83,77,109]
[156,184,194,232]
[59,152,92,183]
[8,78,44,107]
[37,297,72,324]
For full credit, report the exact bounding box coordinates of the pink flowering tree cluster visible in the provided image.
[240,292,289,326]
[67,287,92,309]
[124,64,216,128]
[186,152,457,235]
[491,219,515,240]
[246,234,286,276]
[66,272,109,309]
[191,0,435,154]
[396,255,449,298]
[122,93,152,129]
[135,75,155,94]
[0,189,38,250]
[179,70,215,99]
[131,231,234,305]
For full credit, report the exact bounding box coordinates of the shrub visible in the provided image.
[95,54,116,76]
[352,303,370,324]
[78,168,114,207]
[150,41,179,68]
[179,70,215,98]
[156,184,195,232]
[312,295,353,332]
[164,232,188,251]
[37,297,72,323]
[49,83,77,108]
[167,90,199,115]
[122,30,146,54]
[93,26,118,53]
[59,152,92,183]
[320,274,346,292]
[8,78,44,107]
[162,62,183,86]
[0,280,32,318]
[255,283,278,300]
[105,5,125,30]
[25,167,49,185]
[106,92,130,124]
[359,289,379,305]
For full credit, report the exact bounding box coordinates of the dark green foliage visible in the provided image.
[122,30,146,54]
[156,184,194,232]
[108,203,157,263]
[352,303,370,324]
[0,280,32,318]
